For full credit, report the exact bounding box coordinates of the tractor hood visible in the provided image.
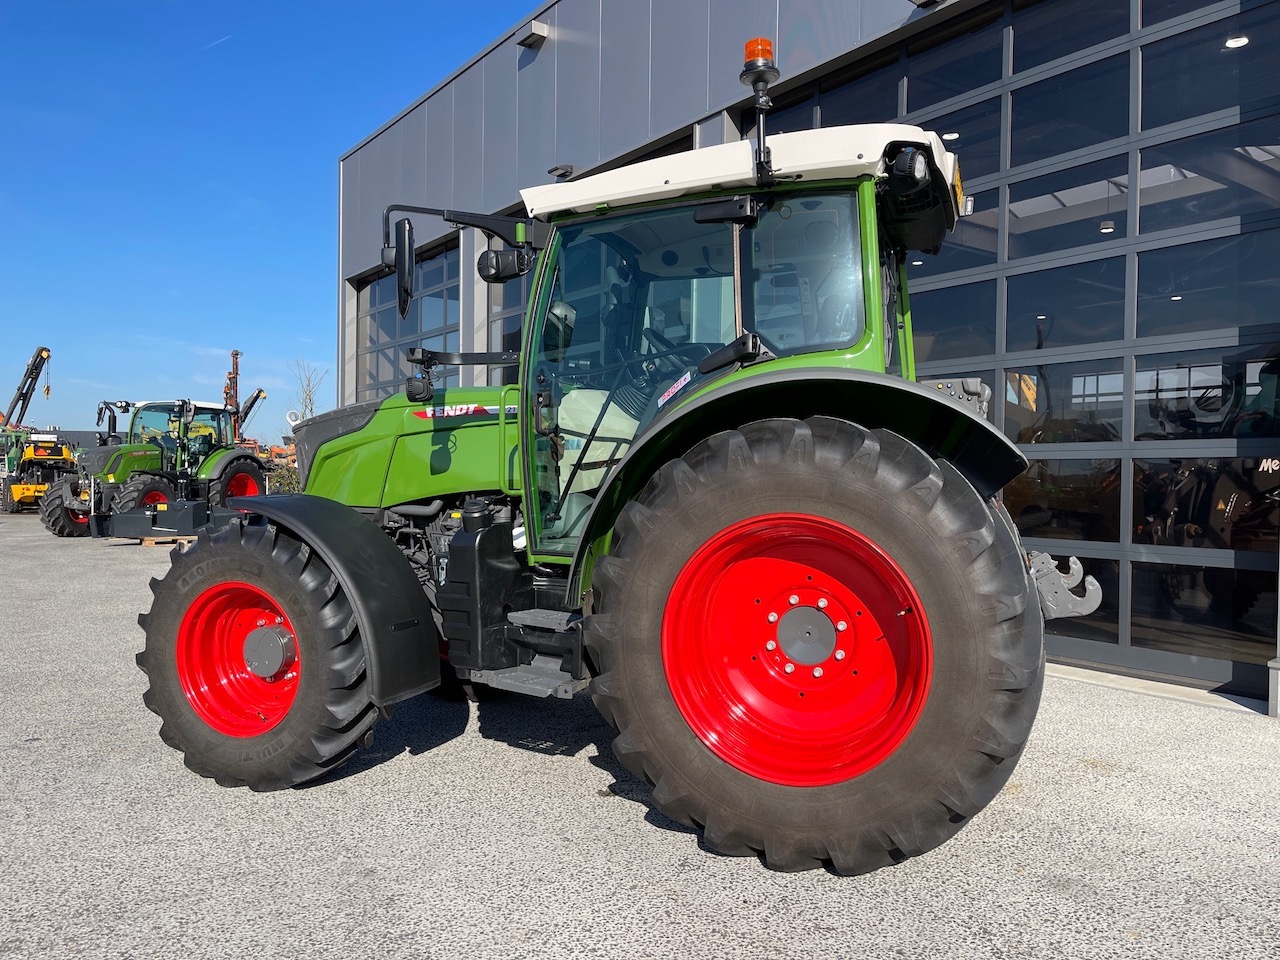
[76,445,119,476]
[292,399,381,490]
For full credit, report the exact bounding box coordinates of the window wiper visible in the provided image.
[697,333,776,375]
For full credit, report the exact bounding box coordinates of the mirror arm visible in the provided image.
[405,348,520,368]
[380,204,545,252]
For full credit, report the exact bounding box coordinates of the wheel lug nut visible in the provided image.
[767,612,779,623]
[837,621,848,632]
[766,640,777,651]
[835,649,846,661]
[817,598,828,609]
[256,619,266,627]
[784,663,795,674]
[813,667,823,678]
[788,595,799,606]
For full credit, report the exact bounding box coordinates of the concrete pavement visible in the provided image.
[2,511,1277,960]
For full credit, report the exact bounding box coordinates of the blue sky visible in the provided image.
[0,0,537,443]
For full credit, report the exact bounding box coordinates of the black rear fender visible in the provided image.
[228,493,440,705]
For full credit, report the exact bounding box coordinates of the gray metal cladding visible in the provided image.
[341,0,935,276]
[599,0,653,159]
[650,0,710,140]
[483,40,521,212]
[452,64,485,215]
[553,0,601,182]
[517,5,558,194]
[340,103,429,279]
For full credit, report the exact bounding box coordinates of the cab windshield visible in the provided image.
[526,190,863,553]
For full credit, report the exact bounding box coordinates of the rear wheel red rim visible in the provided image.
[176,581,300,737]
[661,513,933,787]
[224,472,261,497]
[141,490,168,506]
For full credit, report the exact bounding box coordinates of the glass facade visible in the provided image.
[750,0,1280,697]
[354,245,460,401]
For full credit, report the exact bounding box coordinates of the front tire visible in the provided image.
[210,459,266,506]
[39,483,89,537]
[137,520,379,790]
[584,417,1043,874]
[113,474,177,513]
[1,479,18,514]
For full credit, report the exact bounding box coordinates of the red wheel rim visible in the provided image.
[662,513,933,787]
[224,472,261,497]
[141,490,168,506]
[176,581,301,737]
[68,508,88,525]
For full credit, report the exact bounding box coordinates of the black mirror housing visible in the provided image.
[477,249,530,283]
[394,217,415,319]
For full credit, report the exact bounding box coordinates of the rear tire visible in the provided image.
[584,417,1043,874]
[210,459,266,506]
[112,474,177,513]
[39,484,89,537]
[137,520,379,790]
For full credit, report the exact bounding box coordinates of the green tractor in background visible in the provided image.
[137,42,1098,875]
[40,394,267,537]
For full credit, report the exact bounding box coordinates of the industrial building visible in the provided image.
[337,0,1280,701]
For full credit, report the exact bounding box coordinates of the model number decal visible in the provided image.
[412,404,508,421]
[657,371,692,409]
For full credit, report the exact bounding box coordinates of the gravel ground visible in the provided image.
[2,510,1278,960]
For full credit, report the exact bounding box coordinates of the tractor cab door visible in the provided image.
[519,190,867,558]
[130,403,183,468]
[184,408,233,467]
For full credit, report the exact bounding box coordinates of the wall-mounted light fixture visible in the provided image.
[1100,220,1116,234]
[908,0,943,8]
[548,163,574,180]
[517,20,549,48]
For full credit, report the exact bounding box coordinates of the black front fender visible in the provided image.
[228,493,440,705]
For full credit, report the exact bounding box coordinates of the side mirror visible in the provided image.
[477,249,530,283]
[182,401,196,427]
[388,217,414,319]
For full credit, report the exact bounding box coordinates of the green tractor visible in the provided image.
[137,43,1097,874]
[40,396,267,537]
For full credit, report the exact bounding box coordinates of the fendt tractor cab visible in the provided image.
[138,42,1097,876]
[40,397,267,538]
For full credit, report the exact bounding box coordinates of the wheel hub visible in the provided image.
[775,606,836,664]
[243,626,296,680]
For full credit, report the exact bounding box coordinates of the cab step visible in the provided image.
[507,608,580,632]
[469,654,589,699]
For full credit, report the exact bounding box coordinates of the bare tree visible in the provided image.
[287,358,329,421]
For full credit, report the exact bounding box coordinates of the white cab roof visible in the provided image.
[521,123,958,220]
[135,401,229,412]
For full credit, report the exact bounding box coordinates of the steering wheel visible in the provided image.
[641,328,690,377]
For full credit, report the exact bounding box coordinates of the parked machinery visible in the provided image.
[40,397,267,537]
[1,346,78,513]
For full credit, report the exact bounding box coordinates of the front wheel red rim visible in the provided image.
[224,472,261,497]
[176,581,301,737]
[661,513,933,787]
